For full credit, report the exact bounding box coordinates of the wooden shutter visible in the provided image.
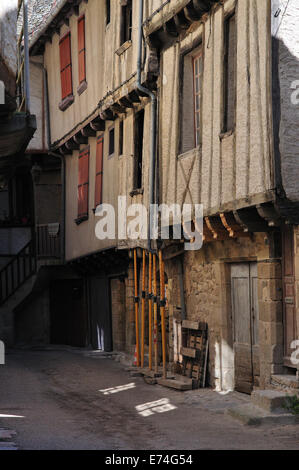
[78,147,89,219]
[78,15,86,84]
[193,50,202,147]
[223,14,236,132]
[95,136,104,207]
[59,32,73,100]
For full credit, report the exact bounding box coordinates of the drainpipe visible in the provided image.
[23,0,31,113]
[43,65,66,263]
[137,0,157,252]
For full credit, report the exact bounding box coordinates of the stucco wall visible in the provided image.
[159,0,274,215]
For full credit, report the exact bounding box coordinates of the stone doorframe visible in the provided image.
[216,258,283,391]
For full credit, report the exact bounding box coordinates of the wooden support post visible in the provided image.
[159,250,167,379]
[153,253,158,373]
[148,252,153,370]
[141,249,146,368]
[134,249,140,367]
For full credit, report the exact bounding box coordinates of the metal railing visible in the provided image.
[16,0,31,113]
[0,240,36,306]
[37,224,61,259]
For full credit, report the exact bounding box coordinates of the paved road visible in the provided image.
[0,349,298,450]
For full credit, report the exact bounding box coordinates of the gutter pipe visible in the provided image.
[42,65,66,263]
[23,0,31,113]
[137,0,157,253]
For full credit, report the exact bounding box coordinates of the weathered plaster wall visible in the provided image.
[159,0,274,216]
[272,0,299,202]
[44,0,159,145]
[65,99,152,261]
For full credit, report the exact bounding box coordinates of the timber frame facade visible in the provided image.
[2,0,298,393]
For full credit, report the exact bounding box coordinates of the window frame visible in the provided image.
[119,119,124,156]
[106,0,111,26]
[76,146,90,225]
[192,49,203,148]
[94,135,104,209]
[133,108,144,191]
[77,14,87,95]
[222,12,237,134]
[120,0,132,46]
[108,126,115,158]
[59,31,74,110]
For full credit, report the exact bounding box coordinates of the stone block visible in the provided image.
[259,344,284,364]
[259,300,283,323]
[258,262,282,280]
[258,279,282,301]
[251,390,291,412]
[259,321,283,346]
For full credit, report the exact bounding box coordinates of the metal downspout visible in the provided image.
[43,66,66,263]
[23,0,31,113]
[137,0,157,252]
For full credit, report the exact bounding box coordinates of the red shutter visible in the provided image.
[95,136,104,207]
[59,33,73,100]
[78,147,89,219]
[78,15,86,84]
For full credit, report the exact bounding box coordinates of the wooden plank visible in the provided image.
[157,378,192,391]
[182,320,207,331]
[181,347,196,358]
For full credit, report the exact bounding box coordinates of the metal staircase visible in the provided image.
[0,240,36,306]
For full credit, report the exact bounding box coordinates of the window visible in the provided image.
[59,32,73,102]
[223,14,236,133]
[106,0,111,26]
[119,120,124,156]
[109,127,115,157]
[120,0,132,45]
[95,136,104,208]
[180,45,202,153]
[78,15,86,88]
[77,147,89,223]
[134,109,144,190]
[193,52,203,147]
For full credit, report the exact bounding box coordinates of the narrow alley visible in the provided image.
[0,349,298,450]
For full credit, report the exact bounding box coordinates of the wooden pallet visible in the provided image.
[180,321,208,389]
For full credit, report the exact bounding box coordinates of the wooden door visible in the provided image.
[282,225,297,368]
[50,279,87,347]
[89,276,113,351]
[231,263,259,394]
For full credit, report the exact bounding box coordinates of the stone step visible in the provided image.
[157,377,193,391]
[271,374,299,391]
[251,390,292,412]
[227,403,297,426]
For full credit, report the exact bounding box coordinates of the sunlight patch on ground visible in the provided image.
[0,414,25,418]
[136,398,177,417]
[99,382,136,395]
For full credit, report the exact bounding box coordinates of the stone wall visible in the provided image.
[163,233,283,391]
[110,278,126,352]
[258,260,283,387]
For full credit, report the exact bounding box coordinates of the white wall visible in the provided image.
[0,1,18,77]
[272,0,299,202]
